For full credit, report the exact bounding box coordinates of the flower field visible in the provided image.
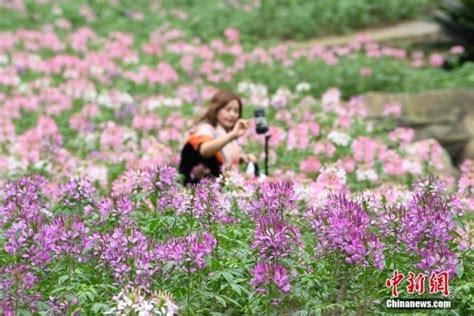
[0,1,473,315]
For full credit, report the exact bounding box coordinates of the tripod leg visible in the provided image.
[264,134,270,176]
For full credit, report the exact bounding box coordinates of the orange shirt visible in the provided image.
[186,123,241,170]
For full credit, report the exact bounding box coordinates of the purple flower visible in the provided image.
[0,264,42,313]
[308,194,385,270]
[59,177,95,206]
[250,262,292,294]
[273,264,291,293]
[252,215,301,260]
[50,215,92,262]
[142,165,185,211]
[250,262,267,288]
[187,178,236,224]
[1,175,48,226]
[1,175,56,268]
[243,180,298,220]
[91,226,157,287]
[399,177,460,277]
[154,231,217,272]
[95,194,134,225]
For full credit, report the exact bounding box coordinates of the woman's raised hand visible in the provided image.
[231,119,248,138]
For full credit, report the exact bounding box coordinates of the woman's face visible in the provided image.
[216,99,240,130]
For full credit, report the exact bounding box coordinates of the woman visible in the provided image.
[179,89,257,185]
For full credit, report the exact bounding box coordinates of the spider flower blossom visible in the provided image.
[458,159,474,211]
[154,231,217,272]
[91,227,157,287]
[105,286,178,316]
[251,262,292,294]
[1,174,49,225]
[1,175,57,268]
[458,160,474,195]
[399,178,460,277]
[241,180,298,220]
[252,215,301,260]
[0,264,42,314]
[142,165,184,211]
[59,177,95,206]
[308,195,385,269]
[188,178,236,224]
[49,215,92,262]
[96,194,134,226]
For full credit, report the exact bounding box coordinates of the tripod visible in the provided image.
[264,133,271,176]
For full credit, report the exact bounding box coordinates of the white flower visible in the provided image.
[64,69,79,79]
[52,6,63,15]
[0,54,9,65]
[39,207,53,217]
[294,183,312,202]
[84,165,108,185]
[8,156,28,171]
[295,82,311,93]
[123,130,138,143]
[164,301,179,316]
[83,89,97,101]
[148,98,162,110]
[251,83,268,97]
[33,160,52,172]
[124,55,139,65]
[97,93,113,108]
[356,168,378,182]
[402,159,422,174]
[163,97,181,107]
[120,92,133,104]
[90,66,104,76]
[18,83,29,94]
[328,130,351,147]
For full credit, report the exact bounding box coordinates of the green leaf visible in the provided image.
[215,295,227,307]
[58,274,69,284]
[456,260,464,278]
[91,303,110,313]
[222,271,234,284]
[230,283,242,295]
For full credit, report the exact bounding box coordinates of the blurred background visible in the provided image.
[0,0,473,176]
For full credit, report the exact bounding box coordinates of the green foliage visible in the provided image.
[435,0,474,50]
[231,55,474,98]
[0,0,437,44]
[161,0,437,43]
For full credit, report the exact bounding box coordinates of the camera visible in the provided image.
[254,108,269,135]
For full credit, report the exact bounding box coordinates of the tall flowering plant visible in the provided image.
[90,226,158,288]
[245,181,302,304]
[0,175,51,312]
[399,177,462,278]
[307,194,385,270]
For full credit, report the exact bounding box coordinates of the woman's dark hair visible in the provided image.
[198,90,242,127]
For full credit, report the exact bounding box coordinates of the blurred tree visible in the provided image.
[435,0,474,63]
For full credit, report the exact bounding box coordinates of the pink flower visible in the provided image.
[429,53,444,67]
[272,265,291,293]
[411,59,424,68]
[389,127,415,145]
[313,140,336,158]
[352,136,384,166]
[321,88,341,111]
[380,149,407,176]
[300,157,321,174]
[359,67,373,76]
[224,28,240,42]
[336,157,356,173]
[449,45,465,55]
[383,103,402,117]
